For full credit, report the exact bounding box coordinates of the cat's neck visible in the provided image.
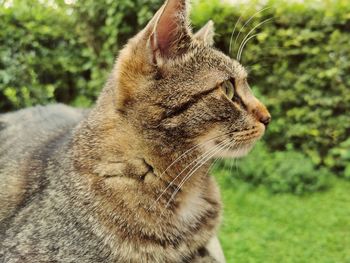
[71,80,220,219]
[69,99,222,256]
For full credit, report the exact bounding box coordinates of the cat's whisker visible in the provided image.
[158,130,239,179]
[248,45,291,53]
[206,157,219,177]
[159,140,232,216]
[230,140,238,176]
[148,138,231,212]
[232,6,272,60]
[229,3,256,55]
[237,33,261,62]
[235,158,239,177]
[229,156,235,176]
[176,139,234,188]
[227,140,240,178]
[229,15,244,55]
[237,17,274,61]
[165,139,237,209]
[164,140,237,210]
[227,138,241,175]
[208,154,225,181]
[242,46,290,69]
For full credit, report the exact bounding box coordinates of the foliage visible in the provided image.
[0,0,163,110]
[219,142,330,194]
[326,138,350,179]
[0,0,87,110]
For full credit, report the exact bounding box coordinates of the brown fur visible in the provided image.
[0,0,270,262]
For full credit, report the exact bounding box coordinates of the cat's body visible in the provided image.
[0,0,270,262]
[0,105,221,262]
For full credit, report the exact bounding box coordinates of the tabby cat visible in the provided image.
[0,0,270,262]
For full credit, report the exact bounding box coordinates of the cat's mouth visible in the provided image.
[200,126,264,159]
[214,141,256,158]
[201,137,258,159]
[219,127,265,158]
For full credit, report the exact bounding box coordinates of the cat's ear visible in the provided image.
[149,0,191,62]
[194,20,215,46]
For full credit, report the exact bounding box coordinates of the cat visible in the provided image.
[0,0,271,262]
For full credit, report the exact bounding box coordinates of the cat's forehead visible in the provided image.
[190,46,248,80]
[231,60,248,79]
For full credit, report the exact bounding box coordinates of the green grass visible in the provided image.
[213,169,350,263]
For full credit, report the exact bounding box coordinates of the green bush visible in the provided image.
[326,138,350,179]
[0,0,162,110]
[0,0,88,110]
[219,142,330,194]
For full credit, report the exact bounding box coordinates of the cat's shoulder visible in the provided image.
[0,104,87,223]
[0,103,88,168]
[0,104,88,145]
[0,104,87,130]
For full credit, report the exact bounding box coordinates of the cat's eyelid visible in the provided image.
[225,78,236,91]
[229,77,236,87]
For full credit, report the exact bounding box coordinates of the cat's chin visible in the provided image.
[214,142,255,159]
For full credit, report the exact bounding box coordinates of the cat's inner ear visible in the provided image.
[149,0,191,61]
[194,20,215,46]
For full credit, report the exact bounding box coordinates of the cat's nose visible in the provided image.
[259,115,271,127]
[252,105,271,127]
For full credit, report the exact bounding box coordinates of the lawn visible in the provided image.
[214,168,350,263]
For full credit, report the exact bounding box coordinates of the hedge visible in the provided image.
[0,0,88,110]
[0,0,163,110]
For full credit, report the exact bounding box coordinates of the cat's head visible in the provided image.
[111,0,270,161]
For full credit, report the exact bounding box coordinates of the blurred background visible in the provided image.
[0,0,349,261]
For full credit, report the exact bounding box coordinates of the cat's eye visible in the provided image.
[220,79,235,100]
